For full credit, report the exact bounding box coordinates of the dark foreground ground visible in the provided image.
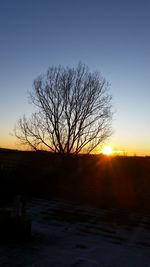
[0,198,150,267]
[0,149,150,266]
[0,149,150,212]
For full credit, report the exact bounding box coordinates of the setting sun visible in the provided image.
[101,146,113,155]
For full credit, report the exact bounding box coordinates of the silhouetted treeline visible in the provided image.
[0,149,150,212]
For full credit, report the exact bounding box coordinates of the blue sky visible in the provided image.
[0,0,150,155]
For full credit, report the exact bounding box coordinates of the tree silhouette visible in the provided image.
[15,63,112,153]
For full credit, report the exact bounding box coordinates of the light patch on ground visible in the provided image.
[0,198,150,266]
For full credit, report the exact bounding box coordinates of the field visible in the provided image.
[0,149,150,266]
[0,149,150,212]
[0,198,150,266]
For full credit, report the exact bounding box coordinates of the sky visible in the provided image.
[0,0,150,155]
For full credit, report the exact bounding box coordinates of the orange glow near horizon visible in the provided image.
[0,136,150,156]
[100,145,125,156]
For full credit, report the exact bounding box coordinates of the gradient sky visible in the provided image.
[0,0,150,155]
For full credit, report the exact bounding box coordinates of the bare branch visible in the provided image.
[15,63,113,153]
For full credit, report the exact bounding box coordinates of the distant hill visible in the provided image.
[0,147,19,153]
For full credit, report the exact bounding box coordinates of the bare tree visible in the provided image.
[15,63,112,154]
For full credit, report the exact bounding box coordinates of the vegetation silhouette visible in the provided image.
[15,63,112,153]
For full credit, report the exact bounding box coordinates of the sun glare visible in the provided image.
[101,146,113,155]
